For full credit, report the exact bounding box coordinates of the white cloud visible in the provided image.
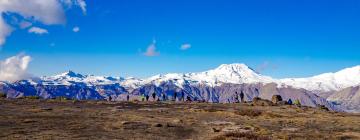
[19,21,32,29]
[61,0,87,14]
[73,26,80,32]
[76,0,87,14]
[143,41,160,56]
[61,0,73,6]
[0,17,12,46]
[28,27,48,35]
[0,0,67,25]
[180,44,191,50]
[0,0,87,46]
[0,54,32,82]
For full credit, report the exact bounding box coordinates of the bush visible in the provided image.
[55,96,70,101]
[317,105,329,111]
[0,93,6,98]
[234,109,262,117]
[252,97,273,106]
[24,96,41,100]
[212,132,271,140]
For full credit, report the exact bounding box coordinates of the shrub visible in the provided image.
[234,109,262,117]
[24,96,41,100]
[317,105,329,111]
[252,97,273,106]
[0,93,6,98]
[55,96,70,101]
[212,132,271,140]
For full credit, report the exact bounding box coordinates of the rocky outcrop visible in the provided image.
[271,95,283,104]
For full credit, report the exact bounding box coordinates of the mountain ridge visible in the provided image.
[1,63,359,112]
[23,63,360,92]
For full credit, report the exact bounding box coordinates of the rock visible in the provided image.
[317,105,329,111]
[41,107,53,111]
[205,121,235,126]
[281,127,299,132]
[271,95,283,104]
[121,121,131,125]
[166,123,176,127]
[22,119,36,123]
[222,126,253,133]
[153,123,163,127]
[212,127,221,132]
[138,108,154,111]
[121,121,150,130]
[173,119,183,124]
[252,97,261,103]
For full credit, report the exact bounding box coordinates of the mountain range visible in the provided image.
[1,63,360,112]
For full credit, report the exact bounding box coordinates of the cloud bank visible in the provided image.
[0,0,87,46]
[0,54,32,82]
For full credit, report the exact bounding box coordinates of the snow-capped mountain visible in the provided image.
[34,63,360,93]
[29,64,275,88]
[40,71,124,86]
[279,66,360,92]
[142,63,274,87]
[1,63,360,112]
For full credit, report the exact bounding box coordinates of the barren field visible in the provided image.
[1,98,360,140]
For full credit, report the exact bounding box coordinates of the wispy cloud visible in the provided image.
[62,0,87,14]
[0,54,32,82]
[143,40,160,57]
[76,0,87,14]
[256,61,278,73]
[180,43,191,50]
[28,27,48,35]
[73,26,80,32]
[0,17,12,46]
[19,21,32,29]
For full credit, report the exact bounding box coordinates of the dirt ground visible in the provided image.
[0,98,360,140]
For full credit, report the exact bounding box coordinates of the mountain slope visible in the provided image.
[327,86,360,112]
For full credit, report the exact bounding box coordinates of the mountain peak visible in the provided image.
[184,63,274,85]
[217,63,249,69]
[59,70,84,78]
[213,63,258,75]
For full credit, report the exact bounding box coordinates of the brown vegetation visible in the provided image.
[0,98,360,140]
[0,93,5,98]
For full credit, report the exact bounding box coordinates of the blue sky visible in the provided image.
[1,0,360,78]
